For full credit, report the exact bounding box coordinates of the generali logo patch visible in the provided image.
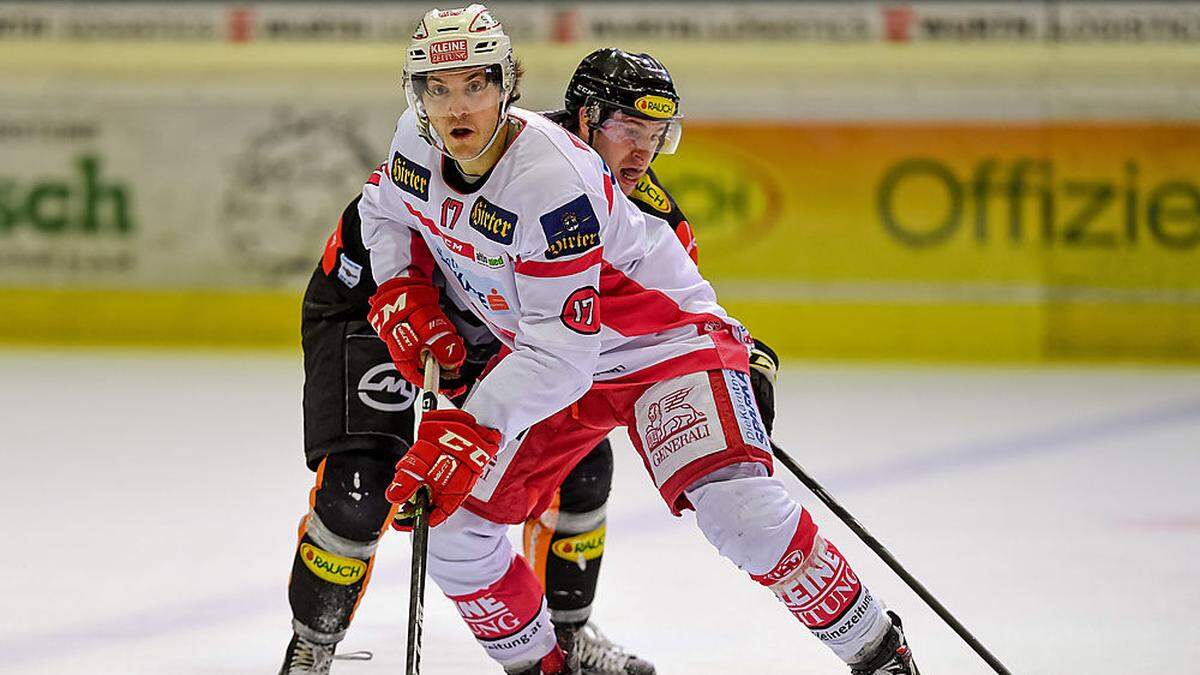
[430,39,469,64]
[645,386,711,466]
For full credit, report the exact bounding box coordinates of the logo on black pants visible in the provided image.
[357,363,417,412]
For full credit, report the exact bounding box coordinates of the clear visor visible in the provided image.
[411,67,504,123]
[406,66,508,161]
[596,114,683,155]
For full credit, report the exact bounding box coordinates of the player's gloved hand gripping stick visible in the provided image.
[391,356,501,674]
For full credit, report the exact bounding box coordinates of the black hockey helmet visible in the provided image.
[563,48,683,152]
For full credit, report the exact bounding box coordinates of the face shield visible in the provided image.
[404,65,510,162]
[595,112,683,155]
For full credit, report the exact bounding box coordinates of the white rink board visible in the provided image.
[1,351,1198,673]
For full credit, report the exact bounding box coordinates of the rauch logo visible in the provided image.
[299,543,367,586]
[551,525,606,563]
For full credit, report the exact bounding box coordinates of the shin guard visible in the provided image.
[524,498,606,627]
[525,439,613,627]
[448,554,558,669]
[686,466,890,665]
[288,452,395,643]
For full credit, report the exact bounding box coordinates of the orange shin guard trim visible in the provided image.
[295,457,330,542]
[346,553,377,624]
[309,457,328,509]
[523,491,560,586]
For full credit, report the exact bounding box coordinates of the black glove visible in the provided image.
[748,338,779,435]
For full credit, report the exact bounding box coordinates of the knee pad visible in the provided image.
[686,463,810,576]
[556,438,613,515]
[311,449,398,542]
[427,507,515,597]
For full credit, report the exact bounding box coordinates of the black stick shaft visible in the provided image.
[770,442,1011,675]
[404,491,430,675]
[404,360,440,675]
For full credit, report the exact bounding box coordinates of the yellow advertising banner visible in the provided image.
[652,122,1200,360]
[2,120,1196,361]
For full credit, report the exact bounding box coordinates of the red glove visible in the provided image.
[367,277,466,388]
[386,409,501,528]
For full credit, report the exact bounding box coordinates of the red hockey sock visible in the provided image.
[447,554,558,668]
[752,512,890,663]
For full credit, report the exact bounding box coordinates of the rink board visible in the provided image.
[6,287,1197,363]
[1,41,1198,359]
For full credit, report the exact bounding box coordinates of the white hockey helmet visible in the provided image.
[403,4,517,161]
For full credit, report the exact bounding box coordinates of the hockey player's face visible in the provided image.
[591,112,667,195]
[421,68,503,159]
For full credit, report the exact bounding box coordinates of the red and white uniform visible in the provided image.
[360,107,750,449]
[362,106,893,669]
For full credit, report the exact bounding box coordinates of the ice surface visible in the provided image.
[1,350,1198,674]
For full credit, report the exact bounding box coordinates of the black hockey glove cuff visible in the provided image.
[748,338,779,435]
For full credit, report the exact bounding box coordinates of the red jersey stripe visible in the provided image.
[597,260,730,339]
[514,248,603,278]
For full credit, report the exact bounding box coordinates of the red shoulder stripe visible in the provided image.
[514,248,603,278]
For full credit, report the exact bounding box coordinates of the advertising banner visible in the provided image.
[652,122,1200,359]
[0,103,393,291]
[2,2,1199,45]
[1,32,1197,358]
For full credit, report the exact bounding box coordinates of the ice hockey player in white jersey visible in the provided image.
[361,5,920,674]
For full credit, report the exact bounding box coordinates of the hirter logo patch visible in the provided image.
[391,151,431,201]
[540,194,600,259]
[470,196,518,245]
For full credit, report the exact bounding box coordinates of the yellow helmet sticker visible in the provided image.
[633,174,672,214]
[300,543,367,585]
[634,95,677,120]
[551,525,606,563]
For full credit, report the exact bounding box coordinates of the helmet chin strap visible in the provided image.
[584,101,602,148]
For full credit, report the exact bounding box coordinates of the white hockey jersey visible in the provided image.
[360,107,750,445]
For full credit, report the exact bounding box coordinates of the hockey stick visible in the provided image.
[770,441,1012,675]
[404,358,440,675]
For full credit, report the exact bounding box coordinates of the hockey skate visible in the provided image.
[564,621,656,675]
[506,625,581,675]
[850,611,919,675]
[278,633,372,675]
